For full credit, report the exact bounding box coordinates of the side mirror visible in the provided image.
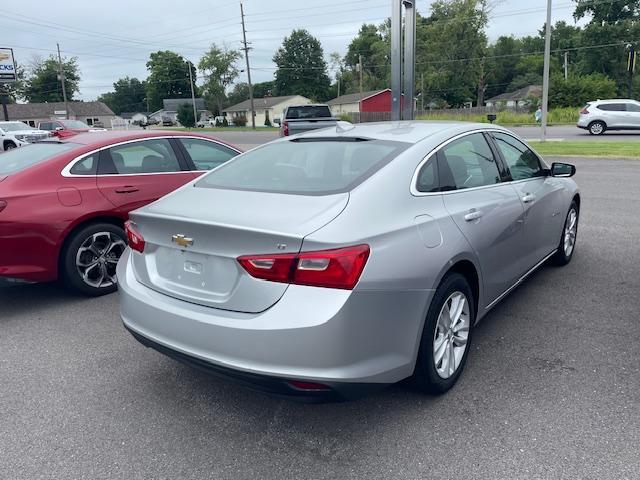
[551,162,576,177]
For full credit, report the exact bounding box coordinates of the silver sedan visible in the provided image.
[118,121,580,401]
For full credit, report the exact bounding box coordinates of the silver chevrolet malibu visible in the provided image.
[118,122,580,401]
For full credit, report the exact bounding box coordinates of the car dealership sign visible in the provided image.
[0,48,17,82]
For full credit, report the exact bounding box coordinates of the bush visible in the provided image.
[233,115,247,127]
[222,117,229,127]
[549,73,617,108]
[176,103,196,128]
[214,118,223,127]
[416,107,579,125]
[339,113,352,122]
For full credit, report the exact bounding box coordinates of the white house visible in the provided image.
[485,85,542,108]
[223,95,312,126]
[149,98,210,125]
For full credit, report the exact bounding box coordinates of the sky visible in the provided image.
[2,0,581,101]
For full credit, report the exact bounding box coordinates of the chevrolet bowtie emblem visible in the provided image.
[172,234,194,248]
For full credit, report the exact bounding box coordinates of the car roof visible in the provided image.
[591,99,639,104]
[291,121,512,144]
[60,130,228,148]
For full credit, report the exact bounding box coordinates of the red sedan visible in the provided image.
[37,119,106,139]
[0,130,241,295]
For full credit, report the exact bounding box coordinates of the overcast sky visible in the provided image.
[2,0,581,101]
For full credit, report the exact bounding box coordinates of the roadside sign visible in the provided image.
[54,110,67,115]
[0,48,17,82]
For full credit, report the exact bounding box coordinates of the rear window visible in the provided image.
[195,138,409,195]
[285,106,332,119]
[0,142,76,175]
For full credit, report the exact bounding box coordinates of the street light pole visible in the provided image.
[188,61,198,127]
[540,0,552,142]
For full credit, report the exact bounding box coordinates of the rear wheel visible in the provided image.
[551,201,579,266]
[3,141,16,150]
[413,273,474,394]
[588,121,606,135]
[61,223,126,296]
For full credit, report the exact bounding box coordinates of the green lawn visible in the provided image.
[529,141,640,158]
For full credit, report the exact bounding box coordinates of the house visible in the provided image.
[5,101,117,128]
[149,98,210,125]
[327,89,394,115]
[223,95,312,126]
[485,85,542,108]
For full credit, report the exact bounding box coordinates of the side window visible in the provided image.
[598,104,625,111]
[626,103,640,112]
[492,132,542,181]
[70,154,98,175]
[416,158,439,192]
[103,139,182,174]
[39,122,52,131]
[437,133,500,190]
[179,138,238,170]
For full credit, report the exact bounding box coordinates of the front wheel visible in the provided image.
[551,202,579,266]
[4,141,16,150]
[413,273,474,394]
[61,223,127,296]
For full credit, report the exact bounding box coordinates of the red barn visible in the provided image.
[328,89,394,115]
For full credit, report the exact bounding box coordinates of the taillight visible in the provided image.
[124,220,145,253]
[237,244,370,290]
[579,107,589,114]
[0,200,6,213]
[283,121,289,136]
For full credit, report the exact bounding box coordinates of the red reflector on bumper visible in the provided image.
[287,380,332,391]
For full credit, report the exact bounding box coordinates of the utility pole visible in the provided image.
[564,52,568,81]
[358,54,364,99]
[420,72,424,111]
[627,44,636,98]
[540,0,552,142]
[240,2,255,129]
[188,61,198,127]
[57,43,69,119]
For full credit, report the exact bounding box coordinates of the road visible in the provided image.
[2,156,640,479]
[209,126,640,151]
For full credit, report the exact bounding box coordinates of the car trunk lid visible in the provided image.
[128,186,348,313]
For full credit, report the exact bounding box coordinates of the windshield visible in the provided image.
[61,120,90,129]
[0,143,76,175]
[285,105,332,119]
[0,122,34,132]
[195,138,409,195]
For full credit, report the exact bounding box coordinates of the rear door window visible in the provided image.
[196,138,409,195]
[178,138,238,170]
[100,138,182,175]
[437,133,501,191]
[597,104,625,111]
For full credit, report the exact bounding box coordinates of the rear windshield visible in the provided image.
[285,105,332,119]
[61,120,89,129]
[195,138,409,195]
[0,122,33,132]
[0,142,76,175]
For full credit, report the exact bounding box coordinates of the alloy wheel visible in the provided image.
[433,291,470,379]
[75,232,126,288]
[564,208,578,257]
[590,122,603,135]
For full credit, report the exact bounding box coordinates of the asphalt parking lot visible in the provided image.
[2,155,640,479]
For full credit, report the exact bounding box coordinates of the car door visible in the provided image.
[438,132,525,304]
[96,137,194,211]
[489,131,565,269]
[597,103,626,128]
[174,137,240,176]
[624,102,640,129]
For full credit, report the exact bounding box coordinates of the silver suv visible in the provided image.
[577,99,640,135]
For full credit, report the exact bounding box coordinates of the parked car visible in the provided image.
[38,119,107,139]
[577,99,640,135]
[0,121,51,151]
[161,116,174,127]
[118,122,580,401]
[276,104,338,137]
[0,131,241,295]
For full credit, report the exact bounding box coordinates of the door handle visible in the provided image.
[522,193,536,203]
[464,209,483,221]
[115,186,139,194]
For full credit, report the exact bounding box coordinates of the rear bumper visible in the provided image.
[118,249,432,398]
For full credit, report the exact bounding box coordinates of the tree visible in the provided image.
[339,23,390,94]
[177,103,196,128]
[273,29,331,101]
[145,51,196,112]
[24,55,80,103]
[198,44,241,115]
[226,82,249,107]
[574,0,640,24]
[97,77,146,114]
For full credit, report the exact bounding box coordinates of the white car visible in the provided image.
[577,99,640,135]
[0,121,51,151]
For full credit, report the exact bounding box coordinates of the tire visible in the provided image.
[588,121,606,135]
[413,273,475,394]
[4,141,17,150]
[60,222,127,296]
[551,201,579,266]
